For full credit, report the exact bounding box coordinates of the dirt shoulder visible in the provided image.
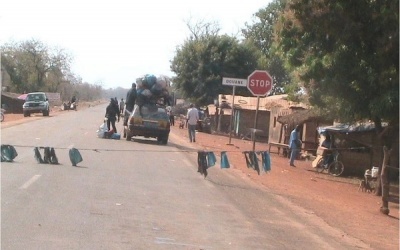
[169,120,399,250]
[2,104,399,250]
[1,101,106,129]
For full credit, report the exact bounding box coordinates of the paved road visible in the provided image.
[1,105,371,249]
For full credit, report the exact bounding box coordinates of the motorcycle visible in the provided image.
[61,101,77,111]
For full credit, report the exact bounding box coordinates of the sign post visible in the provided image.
[246,70,273,151]
[222,77,247,145]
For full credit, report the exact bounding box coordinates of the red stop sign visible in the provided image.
[247,70,273,96]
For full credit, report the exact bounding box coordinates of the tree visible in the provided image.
[1,39,72,93]
[275,0,398,131]
[171,21,259,106]
[1,41,29,92]
[1,38,105,102]
[275,0,399,192]
[242,0,292,95]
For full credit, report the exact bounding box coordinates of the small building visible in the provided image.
[207,94,304,142]
[1,92,25,113]
[1,92,62,113]
[273,108,333,154]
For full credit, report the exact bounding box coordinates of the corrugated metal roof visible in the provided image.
[1,92,21,99]
[318,122,387,134]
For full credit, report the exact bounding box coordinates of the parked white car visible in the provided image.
[22,92,50,117]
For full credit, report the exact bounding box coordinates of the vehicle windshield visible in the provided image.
[26,94,46,102]
[133,104,168,120]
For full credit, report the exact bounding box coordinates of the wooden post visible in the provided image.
[379,146,392,215]
[217,109,222,132]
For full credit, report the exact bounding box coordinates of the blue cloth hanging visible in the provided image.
[207,152,216,167]
[261,151,271,172]
[220,151,230,168]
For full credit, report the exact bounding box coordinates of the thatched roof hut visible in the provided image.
[277,108,331,127]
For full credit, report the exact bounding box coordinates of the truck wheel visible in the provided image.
[160,135,168,145]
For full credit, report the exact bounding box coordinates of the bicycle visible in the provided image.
[315,149,345,176]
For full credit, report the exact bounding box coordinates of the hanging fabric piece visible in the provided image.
[262,151,271,172]
[34,147,44,163]
[69,148,83,166]
[220,151,230,168]
[1,144,18,162]
[43,147,51,164]
[207,152,216,167]
[49,147,59,164]
[243,151,259,173]
[249,151,260,175]
[197,151,208,178]
[34,147,59,164]
[243,151,252,169]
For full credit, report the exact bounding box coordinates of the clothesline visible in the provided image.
[1,144,273,177]
[197,150,271,178]
[2,144,270,153]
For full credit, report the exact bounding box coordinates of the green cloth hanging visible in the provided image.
[1,144,18,162]
[69,148,83,166]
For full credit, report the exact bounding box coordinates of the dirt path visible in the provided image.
[169,120,399,250]
[2,105,399,250]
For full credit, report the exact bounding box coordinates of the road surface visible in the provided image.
[1,104,371,249]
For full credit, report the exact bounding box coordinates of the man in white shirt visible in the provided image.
[186,104,199,142]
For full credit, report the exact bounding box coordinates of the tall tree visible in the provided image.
[243,0,292,95]
[1,41,28,92]
[171,21,259,106]
[275,0,399,131]
[1,39,72,93]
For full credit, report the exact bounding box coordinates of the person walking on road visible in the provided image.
[119,98,125,116]
[124,83,137,126]
[186,104,199,142]
[168,109,175,126]
[289,125,301,167]
[105,98,120,133]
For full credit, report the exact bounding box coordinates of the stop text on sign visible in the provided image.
[247,70,273,96]
[249,79,271,88]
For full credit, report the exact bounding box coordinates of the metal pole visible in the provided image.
[252,96,260,151]
[217,108,222,132]
[227,86,236,145]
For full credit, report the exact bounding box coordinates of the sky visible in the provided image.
[1,0,272,89]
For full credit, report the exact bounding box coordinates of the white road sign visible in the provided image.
[222,77,247,87]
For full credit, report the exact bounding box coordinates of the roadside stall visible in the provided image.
[314,123,384,176]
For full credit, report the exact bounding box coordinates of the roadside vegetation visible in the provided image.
[1,0,398,176]
[170,0,398,166]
